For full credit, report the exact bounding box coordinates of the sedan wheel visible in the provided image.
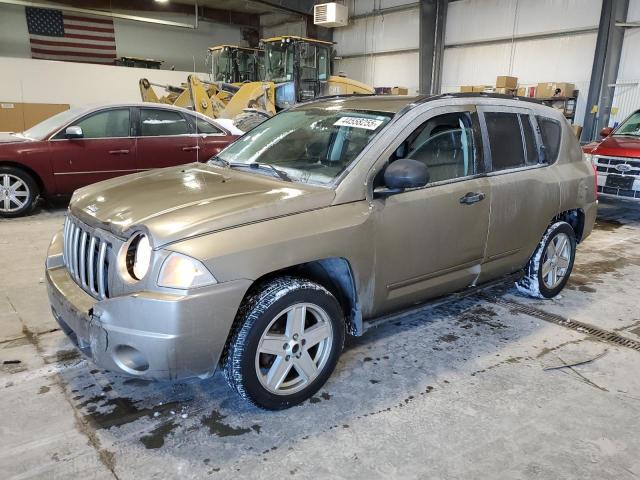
[0,168,39,218]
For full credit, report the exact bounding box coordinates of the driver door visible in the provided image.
[371,106,492,315]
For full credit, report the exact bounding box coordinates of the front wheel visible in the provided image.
[516,221,576,299]
[0,167,39,218]
[223,277,345,410]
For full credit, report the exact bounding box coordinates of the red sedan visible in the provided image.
[583,109,640,200]
[0,103,241,217]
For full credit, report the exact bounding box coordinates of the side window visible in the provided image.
[140,109,189,137]
[190,116,222,135]
[69,109,130,139]
[520,114,539,165]
[536,116,562,164]
[395,111,477,184]
[485,112,526,171]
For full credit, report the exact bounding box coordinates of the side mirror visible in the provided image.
[65,126,83,139]
[599,127,613,138]
[376,159,429,196]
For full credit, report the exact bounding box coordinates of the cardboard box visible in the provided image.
[495,87,517,95]
[535,82,576,98]
[391,86,408,95]
[496,75,518,89]
[472,85,490,92]
[554,82,575,97]
[460,85,474,93]
[0,102,69,132]
[516,87,526,97]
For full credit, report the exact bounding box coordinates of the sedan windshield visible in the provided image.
[211,107,392,185]
[614,111,640,137]
[21,107,85,139]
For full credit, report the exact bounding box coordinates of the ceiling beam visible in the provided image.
[252,0,316,16]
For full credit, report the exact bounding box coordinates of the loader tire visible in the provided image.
[233,111,271,132]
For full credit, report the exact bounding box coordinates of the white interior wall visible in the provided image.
[0,3,245,72]
[333,3,419,94]
[0,57,206,106]
[610,0,640,126]
[443,0,603,124]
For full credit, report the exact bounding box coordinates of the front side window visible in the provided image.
[66,108,130,139]
[397,112,477,184]
[614,110,640,137]
[212,108,392,185]
[536,116,562,164]
[485,112,526,171]
[140,109,189,137]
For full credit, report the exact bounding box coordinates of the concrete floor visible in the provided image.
[1,198,640,479]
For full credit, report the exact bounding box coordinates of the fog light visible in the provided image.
[113,345,149,373]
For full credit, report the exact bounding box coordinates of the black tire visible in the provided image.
[0,166,39,218]
[233,111,270,132]
[223,277,345,410]
[516,221,577,299]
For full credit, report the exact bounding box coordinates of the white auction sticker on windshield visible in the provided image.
[334,117,384,130]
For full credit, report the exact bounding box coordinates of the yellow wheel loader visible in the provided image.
[139,36,374,131]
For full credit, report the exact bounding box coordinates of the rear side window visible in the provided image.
[536,116,562,163]
[140,109,189,136]
[520,114,539,165]
[190,116,222,135]
[485,112,526,171]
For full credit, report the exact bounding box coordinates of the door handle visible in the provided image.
[459,192,486,205]
[108,149,129,154]
[181,146,200,151]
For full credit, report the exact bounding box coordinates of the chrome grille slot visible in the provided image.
[62,215,111,300]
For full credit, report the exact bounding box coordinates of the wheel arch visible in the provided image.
[553,208,585,243]
[240,257,363,337]
[0,160,45,194]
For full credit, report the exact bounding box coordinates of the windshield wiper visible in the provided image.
[208,157,291,182]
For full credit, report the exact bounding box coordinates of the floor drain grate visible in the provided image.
[494,298,640,352]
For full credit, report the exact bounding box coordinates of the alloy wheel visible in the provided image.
[541,232,571,289]
[255,302,334,395]
[0,174,30,213]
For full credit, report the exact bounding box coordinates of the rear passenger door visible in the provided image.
[186,114,235,161]
[476,106,560,282]
[135,107,199,170]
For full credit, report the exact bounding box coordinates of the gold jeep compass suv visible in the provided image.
[46,94,597,409]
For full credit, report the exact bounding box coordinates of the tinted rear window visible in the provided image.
[485,112,526,171]
[536,116,562,163]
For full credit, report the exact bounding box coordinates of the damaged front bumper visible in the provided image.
[45,229,251,381]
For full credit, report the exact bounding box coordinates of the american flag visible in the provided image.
[25,7,117,65]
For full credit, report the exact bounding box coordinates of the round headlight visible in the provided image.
[126,233,152,280]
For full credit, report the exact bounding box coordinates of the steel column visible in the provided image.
[582,0,629,142]
[419,0,448,95]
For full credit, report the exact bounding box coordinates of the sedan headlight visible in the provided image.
[125,233,152,281]
[158,252,217,289]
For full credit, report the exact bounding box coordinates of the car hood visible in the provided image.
[70,164,335,247]
[588,135,640,158]
[0,133,31,144]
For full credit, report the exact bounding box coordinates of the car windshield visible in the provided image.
[20,107,85,139]
[614,111,640,137]
[210,107,392,185]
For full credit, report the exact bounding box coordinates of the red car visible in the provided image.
[583,109,640,200]
[0,103,241,217]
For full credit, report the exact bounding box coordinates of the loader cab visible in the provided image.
[208,45,264,84]
[262,36,332,108]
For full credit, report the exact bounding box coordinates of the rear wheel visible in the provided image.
[223,277,345,410]
[516,221,576,298]
[0,167,39,218]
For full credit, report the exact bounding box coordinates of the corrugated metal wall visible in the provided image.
[610,0,640,126]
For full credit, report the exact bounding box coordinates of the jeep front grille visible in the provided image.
[63,215,110,299]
